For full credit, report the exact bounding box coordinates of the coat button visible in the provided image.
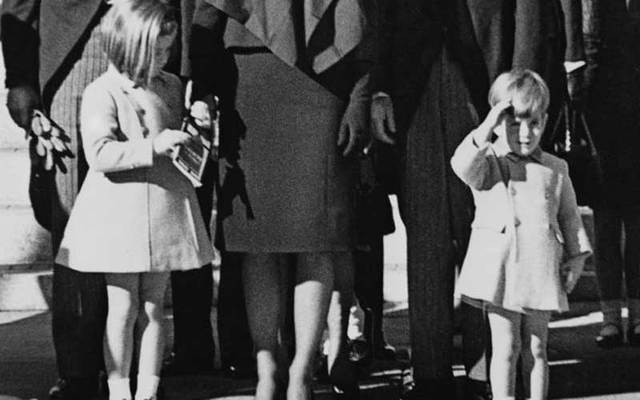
[514,218,521,227]
[510,187,517,195]
[545,192,551,199]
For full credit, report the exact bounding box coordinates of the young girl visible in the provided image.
[55,1,214,399]
[451,69,592,400]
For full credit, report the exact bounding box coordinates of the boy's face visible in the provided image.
[496,107,547,156]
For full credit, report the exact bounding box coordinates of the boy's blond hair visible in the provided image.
[488,69,550,117]
[101,0,177,87]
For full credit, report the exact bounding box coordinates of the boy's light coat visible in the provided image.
[451,133,592,312]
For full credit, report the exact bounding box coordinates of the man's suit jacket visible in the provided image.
[371,0,585,129]
[1,0,189,107]
[1,0,106,107]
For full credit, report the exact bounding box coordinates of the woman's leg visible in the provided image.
[288,252,335,400]
[134,272,170,400]
[325,252,358,392]
[594,206,624,339]
[326,252,355,371]
[104,273,140,400]
[243,253,287,400]
[520,311,551,400]
[487,305,521,400]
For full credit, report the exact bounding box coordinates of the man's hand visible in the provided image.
[7,85,40,130]
[370,95,396,144]
[337,98,369,157]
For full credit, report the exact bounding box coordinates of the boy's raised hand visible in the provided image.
[153,129,192,157]
[472,99,512,146]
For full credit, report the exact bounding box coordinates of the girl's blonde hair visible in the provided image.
[488,69,550,118]
[102,0,177,87]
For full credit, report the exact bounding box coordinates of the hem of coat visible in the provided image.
[223,244,354,254]
[458,294,567,314]
[54,258,210,273]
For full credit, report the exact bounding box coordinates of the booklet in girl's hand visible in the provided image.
[172,115,214,187]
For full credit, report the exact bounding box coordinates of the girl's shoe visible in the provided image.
[595,323,623,348]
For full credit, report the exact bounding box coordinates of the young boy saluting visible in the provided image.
[451,69,592,400]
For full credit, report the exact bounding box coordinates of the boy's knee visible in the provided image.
[528,341,548,362]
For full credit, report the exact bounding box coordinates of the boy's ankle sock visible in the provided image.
[135,374,160,400]
[107,377,131,400]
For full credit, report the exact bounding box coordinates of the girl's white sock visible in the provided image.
[107,377,131,400]
[134,374,160,400]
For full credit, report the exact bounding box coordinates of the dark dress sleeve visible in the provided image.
[1,0,40,89]
[560,0,586,62]
[369,0,396,94]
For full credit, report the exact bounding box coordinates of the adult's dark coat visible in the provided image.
[372,0,585,132]
[370,0,584,388]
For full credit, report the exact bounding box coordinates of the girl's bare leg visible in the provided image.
[104,273,140,400]
[134,272,170,400]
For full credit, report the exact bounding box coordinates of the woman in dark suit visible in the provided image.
[190,1,372,398]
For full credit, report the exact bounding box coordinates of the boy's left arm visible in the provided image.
[557,160,592,291]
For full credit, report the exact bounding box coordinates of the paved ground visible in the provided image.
[2,301,640,400]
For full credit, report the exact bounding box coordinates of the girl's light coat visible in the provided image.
[56,67,214,273]
[451,134,592,312]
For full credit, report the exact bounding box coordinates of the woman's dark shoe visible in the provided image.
[595,324,623,348]
[329,357,360,399]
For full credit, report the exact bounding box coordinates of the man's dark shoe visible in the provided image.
[49,377,98,400]
[402,378,456,400]
[221,363,257,380]
[161,353,215,376]
[373,342,397,361]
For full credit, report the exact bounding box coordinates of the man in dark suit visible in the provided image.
[1,1,218,397]
[370,1,584,398]
[1,1,110,398]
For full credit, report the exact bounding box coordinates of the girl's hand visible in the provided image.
[561,260,582,293]
[472,99,512,145]
[153,129,192,156]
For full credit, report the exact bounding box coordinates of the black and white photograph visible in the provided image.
[0,0,639,399]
